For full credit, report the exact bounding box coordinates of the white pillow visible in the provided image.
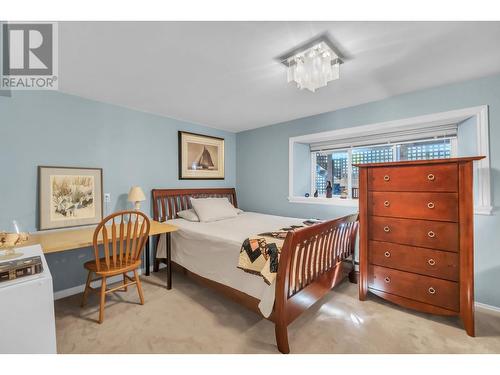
[177,208,200,222]
[190,197,239,222]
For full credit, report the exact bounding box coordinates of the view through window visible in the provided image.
[313,138,454,198]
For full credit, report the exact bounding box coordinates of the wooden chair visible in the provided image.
[81,210,151,323]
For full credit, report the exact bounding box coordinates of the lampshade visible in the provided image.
[127,186,146,202]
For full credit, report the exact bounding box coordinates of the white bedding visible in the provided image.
[156,211,305,317]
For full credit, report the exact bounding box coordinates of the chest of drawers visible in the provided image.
[357,157,484,336]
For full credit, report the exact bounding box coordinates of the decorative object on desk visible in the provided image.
[304,193,310,198]
[313,189,319,197]
[38,166,103,230]
[326,181,333,198]
[0,220,29,261]
[178,131,225,180]
[0,255,43,282]
[128,186,146,211]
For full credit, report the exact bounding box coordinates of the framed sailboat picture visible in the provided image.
[178,131,225,179]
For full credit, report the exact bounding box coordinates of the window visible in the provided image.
[312,138,455,198]
[314,150,348,196]
[290,106,491,214]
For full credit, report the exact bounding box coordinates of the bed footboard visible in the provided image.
[274,213,359,353]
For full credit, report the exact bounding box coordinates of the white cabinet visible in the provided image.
[0,244,57,354]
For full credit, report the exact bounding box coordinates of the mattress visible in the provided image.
[156,211,305,317]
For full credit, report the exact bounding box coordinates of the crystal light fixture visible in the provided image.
[280,36,343,93]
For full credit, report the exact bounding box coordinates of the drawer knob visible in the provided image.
[383,226,390,233]
[384,277,391,283]
[427,202,435,209]
[384,251,391,258]
[428,287,436,295]
[427,173,435,181]
[383,175,390,182]
[428,258,436,266]
[384,200,390,207]
[428,231,436,238]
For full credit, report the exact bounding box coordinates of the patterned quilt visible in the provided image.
[237,220,321,285]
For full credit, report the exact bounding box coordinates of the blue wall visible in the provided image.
[236,74,500,308]
[0,91,235,292]
[292,142,311,196]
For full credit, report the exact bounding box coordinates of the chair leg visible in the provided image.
[98,276,107,324]
[81,270,92,307]
[134,269,145,305]
[123,273,128,292]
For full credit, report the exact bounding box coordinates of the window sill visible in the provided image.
[475,205,493,215]
[288,196,359,207]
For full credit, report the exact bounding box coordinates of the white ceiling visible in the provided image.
[58,21,500,132]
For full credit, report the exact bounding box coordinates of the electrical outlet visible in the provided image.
[104,193,111,203]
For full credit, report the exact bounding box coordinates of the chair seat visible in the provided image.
[84,258,142,276]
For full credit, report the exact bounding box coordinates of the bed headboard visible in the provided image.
[151,188,238,222]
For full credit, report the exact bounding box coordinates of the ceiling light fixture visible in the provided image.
[279,36,343,93]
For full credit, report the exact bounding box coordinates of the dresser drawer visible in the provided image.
[369,240,459,281]
[368,163,458,192]
[369,216,458,252]
[368,265,459,311]
[369,191,458,222]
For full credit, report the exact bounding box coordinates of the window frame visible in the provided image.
[289,106,492,215]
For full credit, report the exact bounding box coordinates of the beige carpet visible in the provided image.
[55,269,500,354]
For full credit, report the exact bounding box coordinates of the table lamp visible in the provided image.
[127,186,146,211]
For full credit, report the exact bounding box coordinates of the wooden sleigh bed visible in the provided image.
[152,188,359,354]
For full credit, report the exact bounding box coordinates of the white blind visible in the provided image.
[310,123,458,152]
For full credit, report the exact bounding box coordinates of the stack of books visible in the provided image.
[0,256,43,283]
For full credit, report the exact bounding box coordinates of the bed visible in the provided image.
[152,188,358,353]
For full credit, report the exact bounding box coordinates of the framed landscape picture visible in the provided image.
[178,131,225,179]
[38,166,103,230]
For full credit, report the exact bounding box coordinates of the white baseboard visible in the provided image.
[475,302,500,316]
[53,264,167,301]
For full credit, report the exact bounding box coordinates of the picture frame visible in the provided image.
[38,166,103,230]
[178,131,225,180]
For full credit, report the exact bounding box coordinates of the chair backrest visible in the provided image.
[92,210,151,272]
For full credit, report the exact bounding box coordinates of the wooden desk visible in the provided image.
[18,220,177,278]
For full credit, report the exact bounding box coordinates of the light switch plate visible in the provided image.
[104,193,111,203]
